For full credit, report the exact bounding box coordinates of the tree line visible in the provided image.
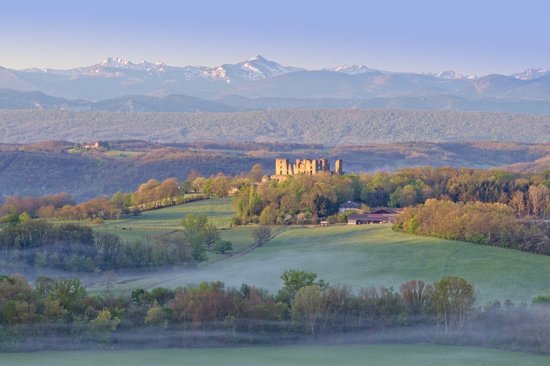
[394,199,550,255]
[1,271,549,353]
[0,213,232,273]
[0,178,207,221]
[2,166,549,225]
[232,166,550,224]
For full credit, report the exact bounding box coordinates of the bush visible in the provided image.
[214,240,233,254]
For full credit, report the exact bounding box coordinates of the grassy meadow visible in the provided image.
[84,198,550,304]
[98,197,235,235]
[2,344,550,366]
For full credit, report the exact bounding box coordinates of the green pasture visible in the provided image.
[84,198,550,304]
[90,198,256,268]
[105,197,234,232]
[93,197,235,242]
[2,344,549,366]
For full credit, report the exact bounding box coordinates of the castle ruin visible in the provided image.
[274,158,343,176]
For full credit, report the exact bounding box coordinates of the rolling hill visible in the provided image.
[1,140,548,201]
[84,198,550,305]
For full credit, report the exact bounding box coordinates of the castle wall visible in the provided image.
[275,158,341,176]
[335,159,343,175]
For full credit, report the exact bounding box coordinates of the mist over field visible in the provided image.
[2,344,550,366]
[3,1,550,364]
[80,224,550,305]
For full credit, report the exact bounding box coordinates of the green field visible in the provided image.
[91,198,257,265]
[2,344,549,366]
[88,198,550,304]
[98,198,235,235]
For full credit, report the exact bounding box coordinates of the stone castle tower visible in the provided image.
[334,159,343,175]
[274,158,343,176]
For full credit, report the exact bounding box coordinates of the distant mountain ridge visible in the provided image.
[1,56,550,114]
[4,88,550,115]
[0,89,233,112]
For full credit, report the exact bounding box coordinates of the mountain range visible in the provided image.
[1,56,550,114]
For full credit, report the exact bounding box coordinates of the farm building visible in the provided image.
[370,208,402,215]
[339,201,360,213]
[347,208,402,225]
[347,213,370,225]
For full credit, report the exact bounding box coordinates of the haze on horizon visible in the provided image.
[1,0,549,76]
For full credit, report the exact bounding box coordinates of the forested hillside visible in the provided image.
[1,140,548,201]
[0,109,549,144]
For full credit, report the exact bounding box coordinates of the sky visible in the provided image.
[1,0,549,75]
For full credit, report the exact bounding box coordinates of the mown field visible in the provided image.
[2,344,550,366]
[85,198,550,304]
[100,198,235,233]
[91,198,257,263]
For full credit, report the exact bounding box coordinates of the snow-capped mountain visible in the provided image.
[60,55,304,84]
[82,57,170,75]
[435,70,477,80]
[100,57,132,68]
[328,64,377,75]
[512,68,550,80]
[2,56,550,104]
[194,55,304,83]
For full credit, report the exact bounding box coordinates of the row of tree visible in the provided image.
[2,166,549,224]
[1,271,549,353]
[0,214,234,272]
[231,166,550,224]
[394,199,550,255]
[0,177,208,221]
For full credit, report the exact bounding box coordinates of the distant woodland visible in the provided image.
[0,109,549,144]
[0,139,549,201]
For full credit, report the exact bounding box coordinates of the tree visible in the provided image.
[429,276,475,333]
[91,309,120,344]
[0,275,36,325]
[158,178,180,205]
[186,169,201,187]
[248,185,263,218]
[192,177,207,193]
[203,222,220,252]
[291,285,325,336]
[360,186,388,208]
[528,185,550,218]
[509,190,528,217]
[188,237,206,262]
[250,163,265,182]
[18,212,32,223]
[259,206,277,225]
[181,214,209,261]
[111,191,132,213]
[210,173,231,198]
[181,214,208,237]
[399,280,427,316]
[277,269,327,305]
[144,305,167,326]
[252,226,271,246]
[49,278,88,318]
[389,185,419,207]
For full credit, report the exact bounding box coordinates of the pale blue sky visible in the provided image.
[1,0,548,75]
